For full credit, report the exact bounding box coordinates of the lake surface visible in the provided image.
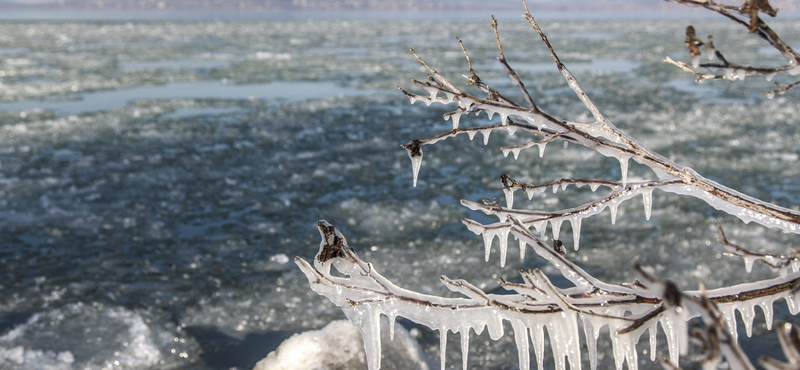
[0,10,799,370]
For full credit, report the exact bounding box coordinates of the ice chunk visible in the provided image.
[254,319,429,370]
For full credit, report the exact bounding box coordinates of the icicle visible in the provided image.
[519,239,527,260]
[506,125,518,136]
[460,328,470,370]
[530,220,545,238]
[641,188,653,221]
[499,227,510,268]
[537,141,547,158]
[691,55,700,68]
[388,313,397,341]
[610,333,625,370]
[482,129,492,145]
[788,292,800,315]
[622,334,638,370]
[439,327,448,370]
[424,86,438,101]
[735,69,746,80]
[563,141,568,149]
[551,218,563,242]
[609,200,619,225]
[571,217,582,251]
[503,186,515,209]
[525,187,537,200]
[404,143,423,188]
[721,305,738,341]
[739,304,755,337]
[792,260,800,273]
[486,108,496,120]
[545,312,581,370]
[552,185,559,194]
[467,130,478,141]
[447,111,463,129]
[648,323,657,361]
[618,154,630,187]
[759,300,774,329]
[500,113,509,125]
[706,46,715,60]
[589,183,600,192]
[581,315,599,370]
[765,72,777,82]
[482,230,496,262]
[743,256,756,273]
[546,321,567,370]
[531,324,545,370]
[501,148,520,160]
[725,68,735,80]
[486,315,504,341]
[659,307,688,367]
[512,320,531,370]
[358,306,382,370]
[561,182,569,191]
[406,94,418,105]
[444,91,456,102]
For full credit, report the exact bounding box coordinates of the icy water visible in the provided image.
[1,11,800,370]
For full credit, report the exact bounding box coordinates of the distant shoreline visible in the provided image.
[0,9,765,22]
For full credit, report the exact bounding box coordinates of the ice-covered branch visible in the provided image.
[667,0,800,97]
[399,9,800,234]
[718,225,800,277]
[297,221,800,370]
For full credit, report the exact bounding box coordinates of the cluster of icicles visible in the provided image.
[296,221,800,370]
